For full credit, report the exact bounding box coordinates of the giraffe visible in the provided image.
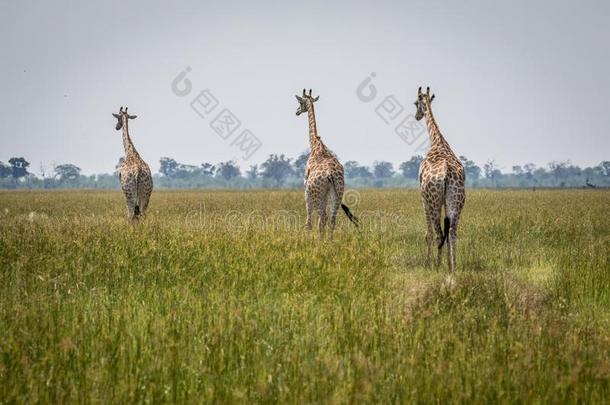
[295,89,359,235]
[414,87,465,272]
[112,106,153,221]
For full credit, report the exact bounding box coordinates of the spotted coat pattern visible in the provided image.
[416,88,465,272]
[114,108,153,221]
[296,90,356,235]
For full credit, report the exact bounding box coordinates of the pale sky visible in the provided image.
[1,0,608,175]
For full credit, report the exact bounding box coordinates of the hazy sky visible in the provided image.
[1,0,608,175]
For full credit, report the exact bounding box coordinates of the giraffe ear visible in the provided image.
[112,113,120,119]
[312,96,319,102]
[128,115,137,119]
[430,94,435,102]
[295,95,304,102]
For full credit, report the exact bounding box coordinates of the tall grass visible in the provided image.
[0,189,608,403]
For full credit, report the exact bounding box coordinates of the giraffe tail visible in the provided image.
[329,177,359,227]
[134,172,141,219]
[439,216,450,249]
[439,178,450,248]
[341,204,360,227]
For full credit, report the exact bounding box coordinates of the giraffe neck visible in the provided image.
[121,117,138,158]
[423,101,452,152]
[306,101,327,156]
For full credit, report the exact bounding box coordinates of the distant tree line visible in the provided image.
[1,154,609,189]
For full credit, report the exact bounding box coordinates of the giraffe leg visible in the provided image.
[304,187,314,230]
[328,197,341,238]
[447,215,460,273]
[140,196,150,217]
[423,199,443,268]
[121,174,139,221]
[317,189,329,236]
[328,179,343,237]
[126,199,137,221]
[138,182,152,217]
[445,180,465,273]
[433,215,444,267]
[317,204,327,235]
[425,218,434,266]
[445,207,463,273]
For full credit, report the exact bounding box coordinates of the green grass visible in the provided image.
[1,189,609,403]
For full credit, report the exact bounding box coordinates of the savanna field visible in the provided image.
[0,189,609,403]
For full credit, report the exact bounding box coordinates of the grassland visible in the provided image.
[0,189,609,403]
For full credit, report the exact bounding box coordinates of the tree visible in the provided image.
[0,162,11,178]
[399,155,423,179]
[548,161,570,182]
[373,161,394,178]
[344,161,372,178]
[8,157,30,178]
[216,161,241,180]
[512,165,523,176]
[483,159,503,185]
[175,164,199,179]
[200,163,216,177]
[260,154,293,185]
[459,156,481,180]
[54,164,81,181]
[293,151,309,176]
[523,163,536,179]
[159,157,178,177]
[246,165,258,179]
[483,159,497,179]
[38,162,49,179]
[532,167,547,185]
[595,161,610,177]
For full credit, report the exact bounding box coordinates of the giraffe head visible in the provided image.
[112,106,137,130]
[414,87,435,121]
[295,89,319,116]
